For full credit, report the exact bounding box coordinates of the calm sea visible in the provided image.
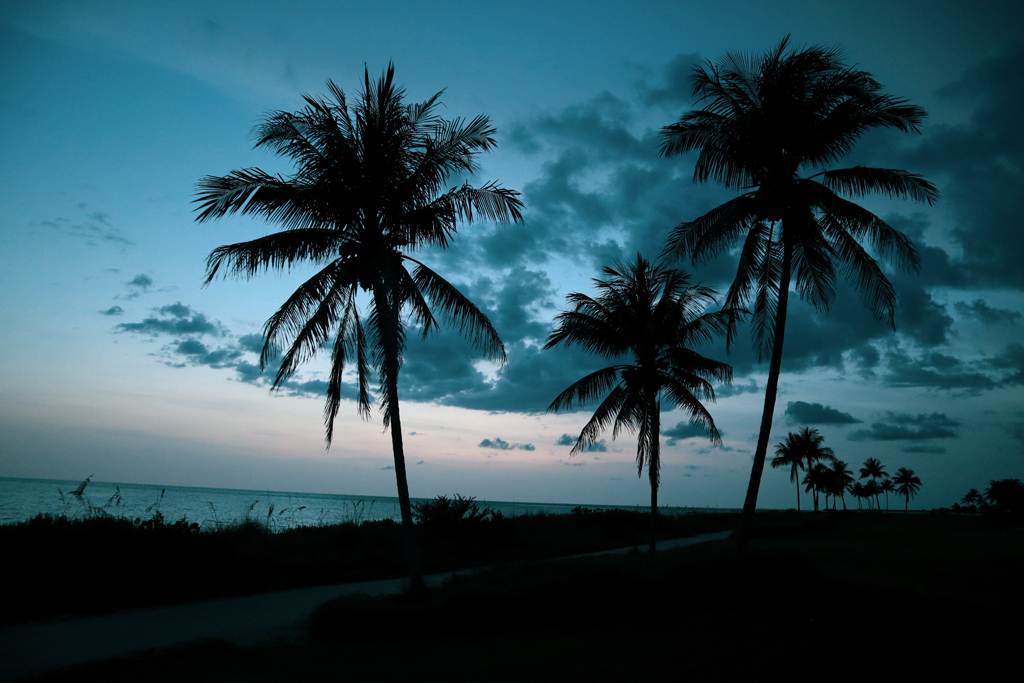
[0,477,725,529]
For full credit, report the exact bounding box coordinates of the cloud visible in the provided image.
[635,52,704,108]
[41,205,135,247]
[785,401,861,425]
[128,274,153,290]
[478,438,535,451]
[848,412,960,441]
[664,421,715,446]
[99,306,124,316]
[555,434,575,446]
[905,43,1024,289]
[883,347,998,392]
[955,300,1022,326]
[115,303,226,338]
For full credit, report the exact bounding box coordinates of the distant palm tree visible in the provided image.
[863,479,883,511]
[658,37,938,544]
[546,255,738,552]
[984,479,1024,513]
[194,65,523,593]
[829,459,855,510]
[960,488,984,513]
[771,427,835,511]
[850,481,867,510]
[803,463,831,512]
[880,479,896,511]
[893,468,923,513]
[860,457,889,511]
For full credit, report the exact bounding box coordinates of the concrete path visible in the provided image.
[0,531,730,681]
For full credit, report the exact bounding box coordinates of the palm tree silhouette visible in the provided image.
[860,457,889,511]
[803,463,832,512]
[880,479,896,511]
[545,256,737,552]
[893,468,922,513]
[194,66,523,593]
[771,427,835,511]
[961,488,983,512]
[829,459,854,510]
[658,37,938,543]
[984,479,1024,513]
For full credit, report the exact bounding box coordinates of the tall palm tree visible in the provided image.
[860,457,889,511]
[893,468,922,513]
[771,427,835,511]
[658,37,939,544]
[850,481,867,510]
[880,479,896,511]
[545,255,737,552]
[194,66,523,593]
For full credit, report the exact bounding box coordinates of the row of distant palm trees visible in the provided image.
[956,479,1024,514]
[771,427,922,513]
[194,38,938,589]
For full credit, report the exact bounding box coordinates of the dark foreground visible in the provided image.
[12,512,1023,681]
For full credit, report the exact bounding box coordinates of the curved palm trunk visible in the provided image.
[841,493,847,511]
[737,240,793,549]
[649,399,661,554]
[374,287,427,596]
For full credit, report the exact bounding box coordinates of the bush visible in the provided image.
[412,494,497,527]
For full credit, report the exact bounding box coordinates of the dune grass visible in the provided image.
[19,511,1022,682]
[2,506,739,624]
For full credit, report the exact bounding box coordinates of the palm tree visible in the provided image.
[658,37,939,544]
[863,479,882,510]
[893,468,922,513]
[850,481,867,510]
[829,459,854,510]
[984,479,1024,513]
[860,457,889,511]
[961,488,983,513]
[545,255,737,553]
[803,462,831,512]
[194,66,523,593]
[771,427,835,511]
[880,479,896,511]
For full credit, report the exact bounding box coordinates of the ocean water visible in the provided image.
[0,476,722,529]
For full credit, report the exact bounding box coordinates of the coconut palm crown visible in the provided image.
[771,426,835,511]
[545,255,740,552]
[194,65,524,591]
[893,467,923,513]
[658,37,939,542]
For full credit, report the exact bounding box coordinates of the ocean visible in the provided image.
[0,476,724,529]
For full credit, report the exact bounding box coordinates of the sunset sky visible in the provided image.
[1,0,1022,511]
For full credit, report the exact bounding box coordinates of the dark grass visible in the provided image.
[21,511,1022,682]
[1,507,739,625]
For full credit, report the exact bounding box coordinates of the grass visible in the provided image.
[17,511,1024,681]
[1,505,738,625]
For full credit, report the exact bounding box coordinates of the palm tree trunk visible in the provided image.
[374,287,427,596]
[649,397,660,554]
[737,239,792,549]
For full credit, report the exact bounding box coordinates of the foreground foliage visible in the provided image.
[1,507,736,625]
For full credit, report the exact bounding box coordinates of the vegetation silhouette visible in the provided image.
[860,457,890,510]
[771,427,834,511]
[893,467,922,513]
[828,459,855,510]
[657,36,939,545]
[545,256,739,552]
[984,478,1024,513]
[194,65,523,593]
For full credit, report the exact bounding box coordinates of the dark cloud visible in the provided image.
[883,347,998,392]
[955,300,1022,326]
[988,343,1024,386]
[785,401,862,425]
[556,434,607,452]
[99,306,123,316]
[128,274,153,290]
[849,412,960,441]
[636,52,704,108]
[905,43,1024,288]
[664,421,716,446]
[478,438,534,451]
[115,302,226,337]
[715,378,760,398]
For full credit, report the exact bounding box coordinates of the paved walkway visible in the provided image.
[0,531,731,681]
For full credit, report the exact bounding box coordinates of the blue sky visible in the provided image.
[1,0,1022,510]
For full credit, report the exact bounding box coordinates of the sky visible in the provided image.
[1,0,1022,511]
